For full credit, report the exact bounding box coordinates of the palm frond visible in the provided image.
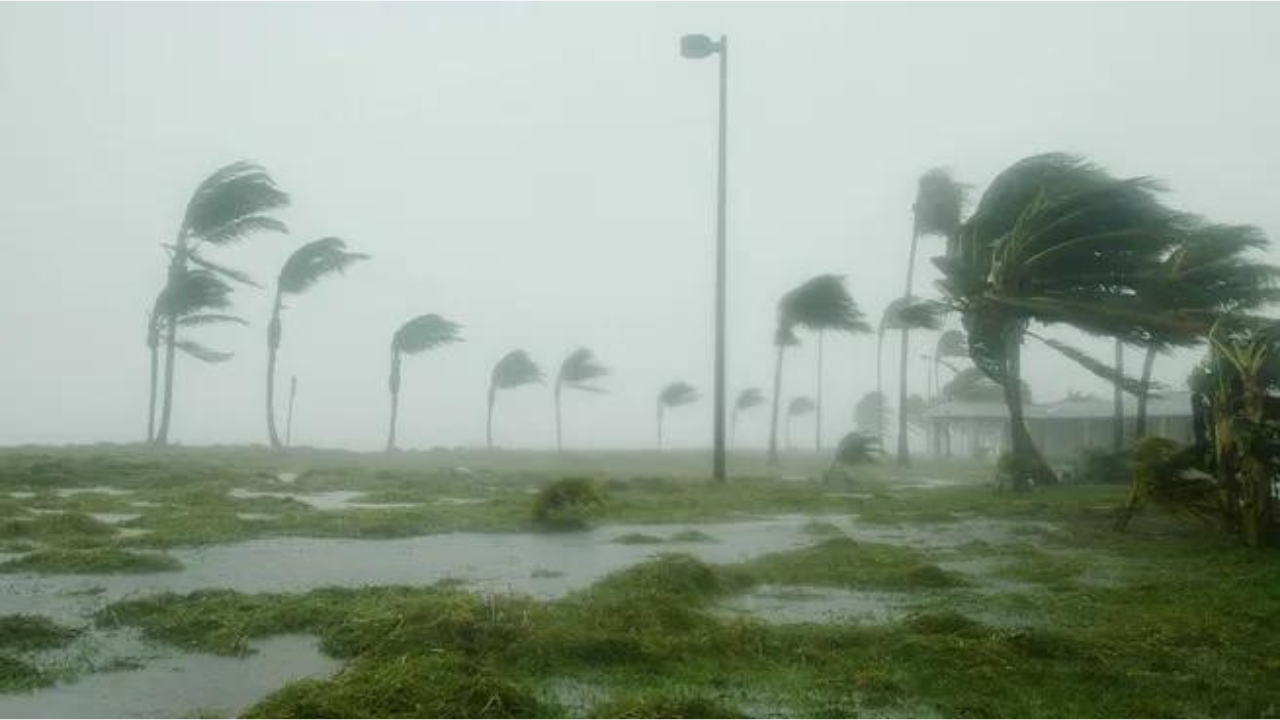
[779,275,871,334]
[182,161,290,244]
[174,339,234,363]
[558,348,610,392]
[492,350,545,390]
[880,296,946,332]
[935,329,968,359]
[787,396,816,416]
[188,252,261,288]
[735,387,766,411]
[201,215,288,247]
[1027,332,1156,397]
[914,167,969,239]
[833,432,882,465]
[659,381,700,408]
[392,314,463,355]
[155,270,235,318]
[853,391,889,434]
[279,237,370,295]
[178,313,247,327]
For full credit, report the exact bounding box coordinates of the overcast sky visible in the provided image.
[1,2,1277,451]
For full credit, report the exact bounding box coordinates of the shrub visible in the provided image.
[532,478,604,530]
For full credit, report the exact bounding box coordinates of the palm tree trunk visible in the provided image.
[554,383,563,454]
[285,376,297,447]
[876,330,885,441]
[154,247,187,446]
[386,351,402,452]
[1001,329,1057,489]
[146,321,160,443]
[767,344,785,466]
[1134,344,1157,441]
[265,294,284,449]
[816,331,824,453]
[486,385,496,449]
[1112,338,1125,451]
[896,229,920,467]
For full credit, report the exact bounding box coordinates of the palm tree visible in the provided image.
[880,297,944,465]
[897,168,967,467]
[284,376,298,447]
[487,350,544,449]
[145,270,246,442]
[768,275,870,465]
[936,153,1183,489]
[731,388,765,448]
[266,238,369,449]
[657,381,699,451]
[853,391,888,437]
[386,314,462,451]
[153,161,289,446]
[785,396,816,450]
[1131,223,1280,439]
[554,348,609,453]
[933,330,968,398]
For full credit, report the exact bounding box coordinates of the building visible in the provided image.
[921,391,1195,459]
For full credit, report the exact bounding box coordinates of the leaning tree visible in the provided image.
[768,275,869,465]
[152,161,289,445]
[731,387,766,448]
[487,350,544,449]
[785,396,816,450]
[554,348,609,453]
[385,314,462,451]
[265,238,368,449]
[657,381,700,451]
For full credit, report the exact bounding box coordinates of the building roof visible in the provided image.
[923,391,1192,422]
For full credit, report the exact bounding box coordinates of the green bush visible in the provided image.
[532,478,604,530]
[1071,448,1132,485]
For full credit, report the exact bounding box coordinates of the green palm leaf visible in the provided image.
[279,237,370,295]
[182,161,290,244]
[178,313,247,327]
[735,387,766,411]
[492,350,545,390]
[174,340,234,363]
[392,314,462,355]
[779,275,871,335]
[787,396,816,416]
[659,381,700,408]
[914,167,968,239]
[558,349,610,393]
[187,252,261,288]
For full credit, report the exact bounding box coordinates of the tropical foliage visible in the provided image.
[656,381,699,451]
[731,387,765,448]
[487,350,544,449]
[385,314,462,451]
[554,349,609,453]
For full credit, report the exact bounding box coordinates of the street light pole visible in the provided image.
[681,33,729,483]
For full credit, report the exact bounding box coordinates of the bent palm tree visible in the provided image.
[768,275,870,465]
[897,169,967,466]
[731,387,765,448]
[153,161,289,445]
[487,350,545,449]
[854,391,888,437]
[146,270,246,441]
[785,396,816,450]
[933,329,967,398]
[554,348,609,453]
[386,314,462,451]
[657,381,699,451]
[266,238,368,449]
[880,297,944,464]
[936,153,1182,489]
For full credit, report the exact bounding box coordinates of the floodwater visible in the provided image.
[0,512,1052,717]
[227,488,416,511]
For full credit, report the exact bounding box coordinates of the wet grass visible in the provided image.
[739,537,966,590]
[0,547,182,574]
[0,615,79,652]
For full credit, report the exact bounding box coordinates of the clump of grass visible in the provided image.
[1,548,182,574]
[0,614,79,651]
[244,652,554,718]
[612,533,665,545]
[800,520,845,537]
[0,512,115,541]
[0,654,48,692]
[668,529,717,543]
[532,478,604,530]
[740,538,964,591]
[590,690,745,718]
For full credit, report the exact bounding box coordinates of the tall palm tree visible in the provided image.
[933,329,968,399]
[554,348,609,453]
[880,297,944,465]
[657,381,699,451]
[386,314,462,451]
[897,169,967,466]
[936,153,1183,489]
[153,161,289,445]
[731,387,765,448]
[145,270,246,442]
[768,275,869,465]
[266,238,368,449]
[487,350,544,449]
[785,396,816,450]
[1131,223,1280,439]
[853,391,888,437]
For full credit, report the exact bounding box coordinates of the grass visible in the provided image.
[0,547,182,574]
[0,614,79,652]
[4,446,1280,716]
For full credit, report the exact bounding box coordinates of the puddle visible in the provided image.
[87,513,140,525]
[55,488,134,498]
[235,513,279,522]
[0,634,337,718]
[275,472,299,484]
[432,497,488,506]
[9,492,37,500]
[716,585,909,624]
[228,489,415,512]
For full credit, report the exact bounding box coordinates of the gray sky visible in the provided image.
[2,2,1278,451]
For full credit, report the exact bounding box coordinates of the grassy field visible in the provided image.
[0,446,1277,717]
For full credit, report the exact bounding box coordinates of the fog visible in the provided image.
[2,2,1277,451]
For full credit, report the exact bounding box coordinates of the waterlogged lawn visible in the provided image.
[0,446,1277,717]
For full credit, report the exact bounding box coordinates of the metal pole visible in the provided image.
[712,35,728,482]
